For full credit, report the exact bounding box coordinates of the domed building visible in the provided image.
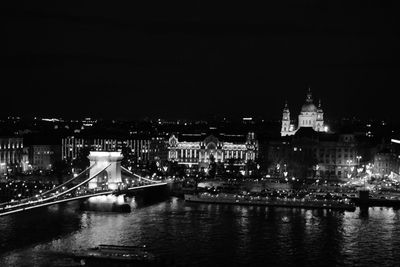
[281,88,327,136]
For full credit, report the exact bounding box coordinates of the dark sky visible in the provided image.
[2,1,399,121]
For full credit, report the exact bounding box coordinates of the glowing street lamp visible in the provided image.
[314,164,320,179]
[346,159,353,178]
[366,164,373,176]
[356,155,362,166]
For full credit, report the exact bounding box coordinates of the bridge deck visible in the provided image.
[0,182,167,217]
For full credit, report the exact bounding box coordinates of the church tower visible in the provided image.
[315,99,324,131]
[281,101,292,136]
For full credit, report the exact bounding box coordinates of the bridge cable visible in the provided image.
[120,166,162,183]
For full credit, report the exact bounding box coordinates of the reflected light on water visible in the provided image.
[87,194,126,204]
[2,200,400,267]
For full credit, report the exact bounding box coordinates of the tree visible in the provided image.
[53,160,70,184]
[149,161,160,176]
[216,162,225,178]
[72,147,90,172]
[168,160,186,177]
[245,160,257,177]
[286,149,318,181]
[208,154,217,178]
[227,158,236,174]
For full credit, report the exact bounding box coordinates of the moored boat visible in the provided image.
[184,193,356,211]
[72,244,165,266]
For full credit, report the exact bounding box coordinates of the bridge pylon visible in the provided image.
[88,151,124,190]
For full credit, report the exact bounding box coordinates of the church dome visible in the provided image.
[301,103,317,113]
[301,88,317,112]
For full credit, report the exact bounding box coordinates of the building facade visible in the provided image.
[29,145,61,171]
[373,146,400,177]
[281,89,327,136]
[167,132,258,168]
[0,137,25,176]
[61,136,167,163]
[315,134,359,179]
[268,129,360,180]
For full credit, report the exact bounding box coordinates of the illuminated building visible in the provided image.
[29,145,60,171]
[242,117,255,125]
[81,117,97,129]
[167,132,258,169]
[268,129,359,180]
[0,137,24,176]
[281,88,327,136]
[62,136,166,163]
[373,140,400,176]
[373,149,398,176]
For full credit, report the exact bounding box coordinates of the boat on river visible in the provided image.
[72,244,166,266]
[184,193,356,211]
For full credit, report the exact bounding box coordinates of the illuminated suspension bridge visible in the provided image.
[0,151,167,216]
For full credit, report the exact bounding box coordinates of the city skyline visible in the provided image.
[3,2,400,266]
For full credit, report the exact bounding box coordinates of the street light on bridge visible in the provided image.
[346,160,353,179]
[356,155,362,166]
[314,164,320,180]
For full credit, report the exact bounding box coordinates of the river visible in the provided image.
[1,197,400,266]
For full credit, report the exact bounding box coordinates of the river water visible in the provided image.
[1,197,400,267]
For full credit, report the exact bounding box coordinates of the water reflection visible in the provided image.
[2,200,400,266]
[0,201,82,255]
[359,206,369,218]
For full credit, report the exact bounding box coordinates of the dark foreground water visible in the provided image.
[1,197,400,267]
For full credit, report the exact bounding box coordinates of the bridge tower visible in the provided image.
[88,151,124,190]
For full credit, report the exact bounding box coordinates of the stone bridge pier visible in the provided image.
[88,151,124,190]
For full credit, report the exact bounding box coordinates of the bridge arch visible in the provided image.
[88,151,124,190]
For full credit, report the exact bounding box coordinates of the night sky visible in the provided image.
[2,1,399,121]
